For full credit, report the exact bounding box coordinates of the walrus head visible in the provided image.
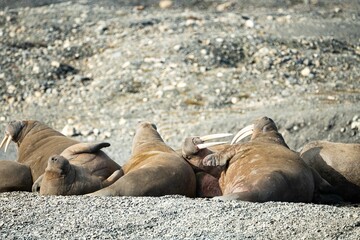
[0,120,26,152]
[131,122,162,151]
[251,117,289,147]
[46,155,72,175]
[230,117,288,147]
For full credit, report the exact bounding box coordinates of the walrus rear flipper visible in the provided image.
[101,170,123,188]
[61,142,111,159]
[311,168,344,204]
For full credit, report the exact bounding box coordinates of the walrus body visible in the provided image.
[300,141,360,203]
[1,120,79,182]
[89,122,196,197]
[34,142,123,195]
[0,160,32,192]
[184,117,340,203]
[39,154,122,195]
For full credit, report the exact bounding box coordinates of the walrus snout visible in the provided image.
[0,120,26,152]
[48,155,68,167]
[253,117,278,133]
[6,120,25,139]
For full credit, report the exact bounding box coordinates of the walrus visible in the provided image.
[183,117,341,203]
[0,120,79,182]
[33,142,123,195]
[0,160,32,192]
[88,122,196,197]
[180,133,232,198]
[300,141,360,203]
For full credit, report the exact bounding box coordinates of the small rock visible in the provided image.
[51,61,60,68]
[62,125,77,137]
[93,128,100,136]
[351,121,360,130]
[301,67,311,77]
[159,0,172,9]
[231,97,238,104]
[245,19,255,28]
[173,45,182,51]
[216,2,235,12]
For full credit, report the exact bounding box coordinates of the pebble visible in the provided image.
[245,19,255,28]
[351,121,360,130]
[159,0,172,9]
[301,67,311,77]
[61,125,77,137]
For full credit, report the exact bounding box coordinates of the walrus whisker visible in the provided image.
[0,135,8,149]
[4,135,12,152]
[230,124,254,145]
[199,133,233,142]
[197,141,228,149]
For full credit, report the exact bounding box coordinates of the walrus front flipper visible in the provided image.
[32,174,44,193]
[61,142,111,159]
[202,147,237,167]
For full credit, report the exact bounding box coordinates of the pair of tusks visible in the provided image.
[0,134,12,152]
[196,124,254,150]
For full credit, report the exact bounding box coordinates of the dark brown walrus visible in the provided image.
[183,117,341,203]
[300,141,360,203]
[33,142,123,195]
[0,120,79,182]
[0,160,32,192]
[180,140,227,198]
[88,122,196,197]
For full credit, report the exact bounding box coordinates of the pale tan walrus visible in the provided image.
[88,122,196,197]
[300,141,360,203]
[33,142,123,195]
[183,117,341,203]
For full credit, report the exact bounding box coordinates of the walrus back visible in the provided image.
[17,125,78,181]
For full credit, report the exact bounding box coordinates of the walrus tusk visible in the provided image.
[3,135,12,152]
[230,124,254,145]
[197,141,228,149]
[199,133,233,142]
[197,133,232,149]
[0,134,9,150]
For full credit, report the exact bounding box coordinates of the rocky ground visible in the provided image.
[0,0,359,239]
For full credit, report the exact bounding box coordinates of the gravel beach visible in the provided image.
[0,0,359,239]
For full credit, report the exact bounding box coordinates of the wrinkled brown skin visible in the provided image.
[300,141,360,203]
[4,120,78,182]
[201,117,341,203]
[0,160,32,192]
[34,142,123,195]
[180,139,226,197]
[88,122,196,197]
